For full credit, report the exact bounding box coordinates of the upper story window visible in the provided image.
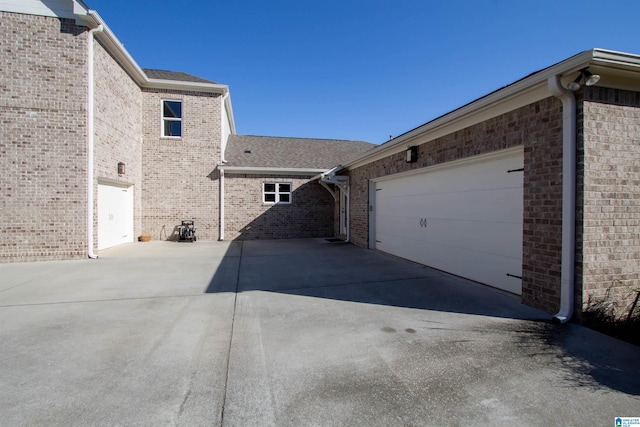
[162,100,182,137]
[263,182,292,204]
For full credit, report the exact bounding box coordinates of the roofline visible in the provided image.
[342,48,640,170]
[224,93,236,134]
[218,166,328,175]
[76,10,230,95]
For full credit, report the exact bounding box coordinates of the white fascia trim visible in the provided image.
[344,48,640,170]
[145,78,229,94]
[225,94,236,134]
[218,166,327,175]
[76,11,229,95]
[591,48,640,69]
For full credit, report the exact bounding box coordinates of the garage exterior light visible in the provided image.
[406,146,418,163]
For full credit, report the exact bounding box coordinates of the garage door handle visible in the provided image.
[419,218,428,228]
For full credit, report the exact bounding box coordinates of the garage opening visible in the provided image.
[370,147,523,294]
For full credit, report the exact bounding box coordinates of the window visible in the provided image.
[263,182,292,204]
[162,100,182,137]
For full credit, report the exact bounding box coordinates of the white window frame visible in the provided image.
[161,99,183,138]
[263,182,292,205]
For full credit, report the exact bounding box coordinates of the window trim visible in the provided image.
[263,182,292,205]
[161,99,183,138]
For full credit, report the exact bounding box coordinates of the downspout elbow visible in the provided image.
[548,75,577,324]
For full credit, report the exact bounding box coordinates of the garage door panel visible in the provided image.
[378,185,521,224]
[422,218,522,257]
[374,150,523,294]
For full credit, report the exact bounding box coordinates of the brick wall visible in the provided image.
[141,89,222,241]
[577,87,640,319]
[348,98,565,313]
[224,174,334,240]
[93,39,143,249]
[0,13,88,262]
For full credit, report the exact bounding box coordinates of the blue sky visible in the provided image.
[87,0,640,144]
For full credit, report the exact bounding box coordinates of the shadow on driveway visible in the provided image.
[206,238,640,400]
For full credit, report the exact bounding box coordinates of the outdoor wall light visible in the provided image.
[567,68,601,91]
[406,146,418,163]
[117,162,125,175]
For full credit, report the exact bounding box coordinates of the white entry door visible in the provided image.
[98,183,134,250]
[372,148,523,294]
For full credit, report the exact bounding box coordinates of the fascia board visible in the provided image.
[219,166,327,175]
[144,78,228,94]
[225,95,236,134]
[344,49,640,170]
[592,48,640,69]
[77,11,229,95]
[78,10,148,85]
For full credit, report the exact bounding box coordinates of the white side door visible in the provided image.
[98,183,134,250]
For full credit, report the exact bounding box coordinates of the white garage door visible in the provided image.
[372,148,523,294]
[98,183,134,250]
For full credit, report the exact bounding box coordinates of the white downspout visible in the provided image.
[87,24,103,259]
[345,184,351,242]
[548,75,576,323]
[219,168,225,241]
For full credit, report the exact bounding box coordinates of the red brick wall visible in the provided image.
[224,174,334,240]
[577,87,640,319]
[0,14,88,262]
[348,98,565,313]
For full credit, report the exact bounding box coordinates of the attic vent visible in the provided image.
[244,149,252,154]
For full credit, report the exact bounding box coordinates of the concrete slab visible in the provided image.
[1,239,639,426]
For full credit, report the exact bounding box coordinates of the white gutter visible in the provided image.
[341,49,640,171]
[86,23,104,259]
[548,75,577,324]
[79,11,230,95]
[218,166,327,175]
[320,167,350,242]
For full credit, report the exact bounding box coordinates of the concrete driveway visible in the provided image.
[1,239,638,426]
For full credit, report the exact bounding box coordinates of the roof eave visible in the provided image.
[218,166,328,175]
[343,48,640,170]
[76,11,229,95]
[145,78,229,94]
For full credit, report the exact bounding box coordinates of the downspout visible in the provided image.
[219,168,225,241]
[87,24,104,259]
[548,75,576,323]
[218,92,229,242]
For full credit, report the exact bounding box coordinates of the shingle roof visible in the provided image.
[224,135,376,170]
[143,69,218,84]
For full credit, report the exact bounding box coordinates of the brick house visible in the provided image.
[220,135,373,241]
[0,0,371,261]
[330,49,640,321]
[1,1,233,260]
[2,1,639,323]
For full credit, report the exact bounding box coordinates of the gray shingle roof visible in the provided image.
[143,69,218,84]
[224,135,376,170]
